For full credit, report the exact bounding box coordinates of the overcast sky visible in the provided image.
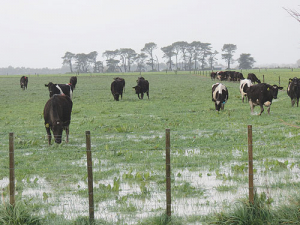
[1,0,300,68]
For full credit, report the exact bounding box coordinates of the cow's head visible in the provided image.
[133,85,141,94]
[269,85,283,99]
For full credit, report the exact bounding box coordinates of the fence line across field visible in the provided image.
[7,126,257,222]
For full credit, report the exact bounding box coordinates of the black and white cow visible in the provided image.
[133,77,149,99]
[43,94,73,145]
[287,77,300,107]
[45,82,73,100]
[111,78,124,101]
[212,83,229,111]
[247,73,261,84]
[20,76,28,90]
[243,83,283,115]
[240,79,252,102]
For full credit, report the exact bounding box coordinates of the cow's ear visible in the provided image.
[45,84,48,87]
[278,87,284,90]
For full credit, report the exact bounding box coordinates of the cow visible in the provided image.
[212,83,229,111]
[20,76,28,90]
[234,72,244,81]
[45,82,73,100]
[243,83,283,115]
[69,76,77,89]
[114,77,125,92]
[210,72,216,80]
[43,94,73,145]
[216,71,228,81]
[287,77,300,107]
[133,77,149,99]
[240,79,253,103]
[111,78,124,101]
[247,73,261,84]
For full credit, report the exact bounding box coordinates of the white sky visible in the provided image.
[1,0,300,68]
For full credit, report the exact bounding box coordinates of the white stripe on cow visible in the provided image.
[56,85,64,95]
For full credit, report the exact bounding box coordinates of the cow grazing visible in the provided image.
[216,71,228,81]
[247,73,261,84]
[243,83,283,115]
[240,79,253,102]
[133,77,149,99]
[111,78,124,101]
[43,94,73,145]
[20,76,28,90]
[45,82,73,100]
[287,77,300,107]
[212,83,229,111]
[114,77,125,92]
[234,72,244,81]
[69,76,77,89]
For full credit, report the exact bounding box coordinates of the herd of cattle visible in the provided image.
[18,72,300,145]
[19,75,149,145]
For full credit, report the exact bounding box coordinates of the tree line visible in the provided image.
[62,41,256,73]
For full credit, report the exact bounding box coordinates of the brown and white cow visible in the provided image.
[20,76,28,90]
[243,83,283,115]
[43,94,73,145]
[212,83,229,111]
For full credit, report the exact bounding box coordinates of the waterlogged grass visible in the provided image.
[1,69,300,223]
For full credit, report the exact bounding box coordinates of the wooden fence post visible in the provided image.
[248,125,254,204]
[9,132,15,206]
[86,131,94,223]
[166,129,171,217]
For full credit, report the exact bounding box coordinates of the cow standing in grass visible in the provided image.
[45,82,73,100]
[114,77,125,92]
[133,77,149,99]
[111,78,124,101]
[20,76,28,90]
[287,77,300,107]
[247,73,261,84]
[43,94,73,145]
[240,79,252,103]
[69,76,77,89]
[212,83,229,111]
[243,83,283,115]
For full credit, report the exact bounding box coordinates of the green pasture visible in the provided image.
[1,69,300,224]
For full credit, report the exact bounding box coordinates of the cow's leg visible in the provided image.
[249,100,254,114]
[259,105,264,115]
[221,103,225,110]
[138,93,141,99]
[297,98,299,107]
[267,106,271,115]
[65,127,69,143]
[146,91,149,99]
[292,99,295,107]
[46,127,51,145]
[141,92,144,99]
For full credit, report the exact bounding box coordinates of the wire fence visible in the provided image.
[1,126,299,224]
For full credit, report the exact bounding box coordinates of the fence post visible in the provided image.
[279,76,280,86]
[9,132,15,206]
[86,131,94,223]
[166,129,171,217]
[248,125,254,204]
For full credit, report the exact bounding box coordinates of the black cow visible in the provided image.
[45,82,73,100]
[212,83,229,111]
[20,76,28,90]
[287,77,300,107]
[210,72,216,80]
[114,77,125,92]
[43,94,73,145]
[243,83,283,115]
[111,78,124,101]
[234,72,244,81]
[69,76,77,89]
[133,77,149,99]
[247,73,261,84]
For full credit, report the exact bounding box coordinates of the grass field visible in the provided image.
[1,69,300,224]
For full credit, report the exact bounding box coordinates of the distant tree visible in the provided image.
[62,52,75,73]
[74,53,89,73]
[186,43,194,71]
[190,41,201,70]
[118,48,136,72]
[141,42,157,71]
[87,51,98,73]
[172,41,186,70]
[199,42,212,70]
[134,53,148,74]
[237,53,256,69]
[178,41,189,70]
[161,45,175,70]
[94,61,104,73]
[103,50,119,72]
[222,44,237,69]
[207,50,219,70]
